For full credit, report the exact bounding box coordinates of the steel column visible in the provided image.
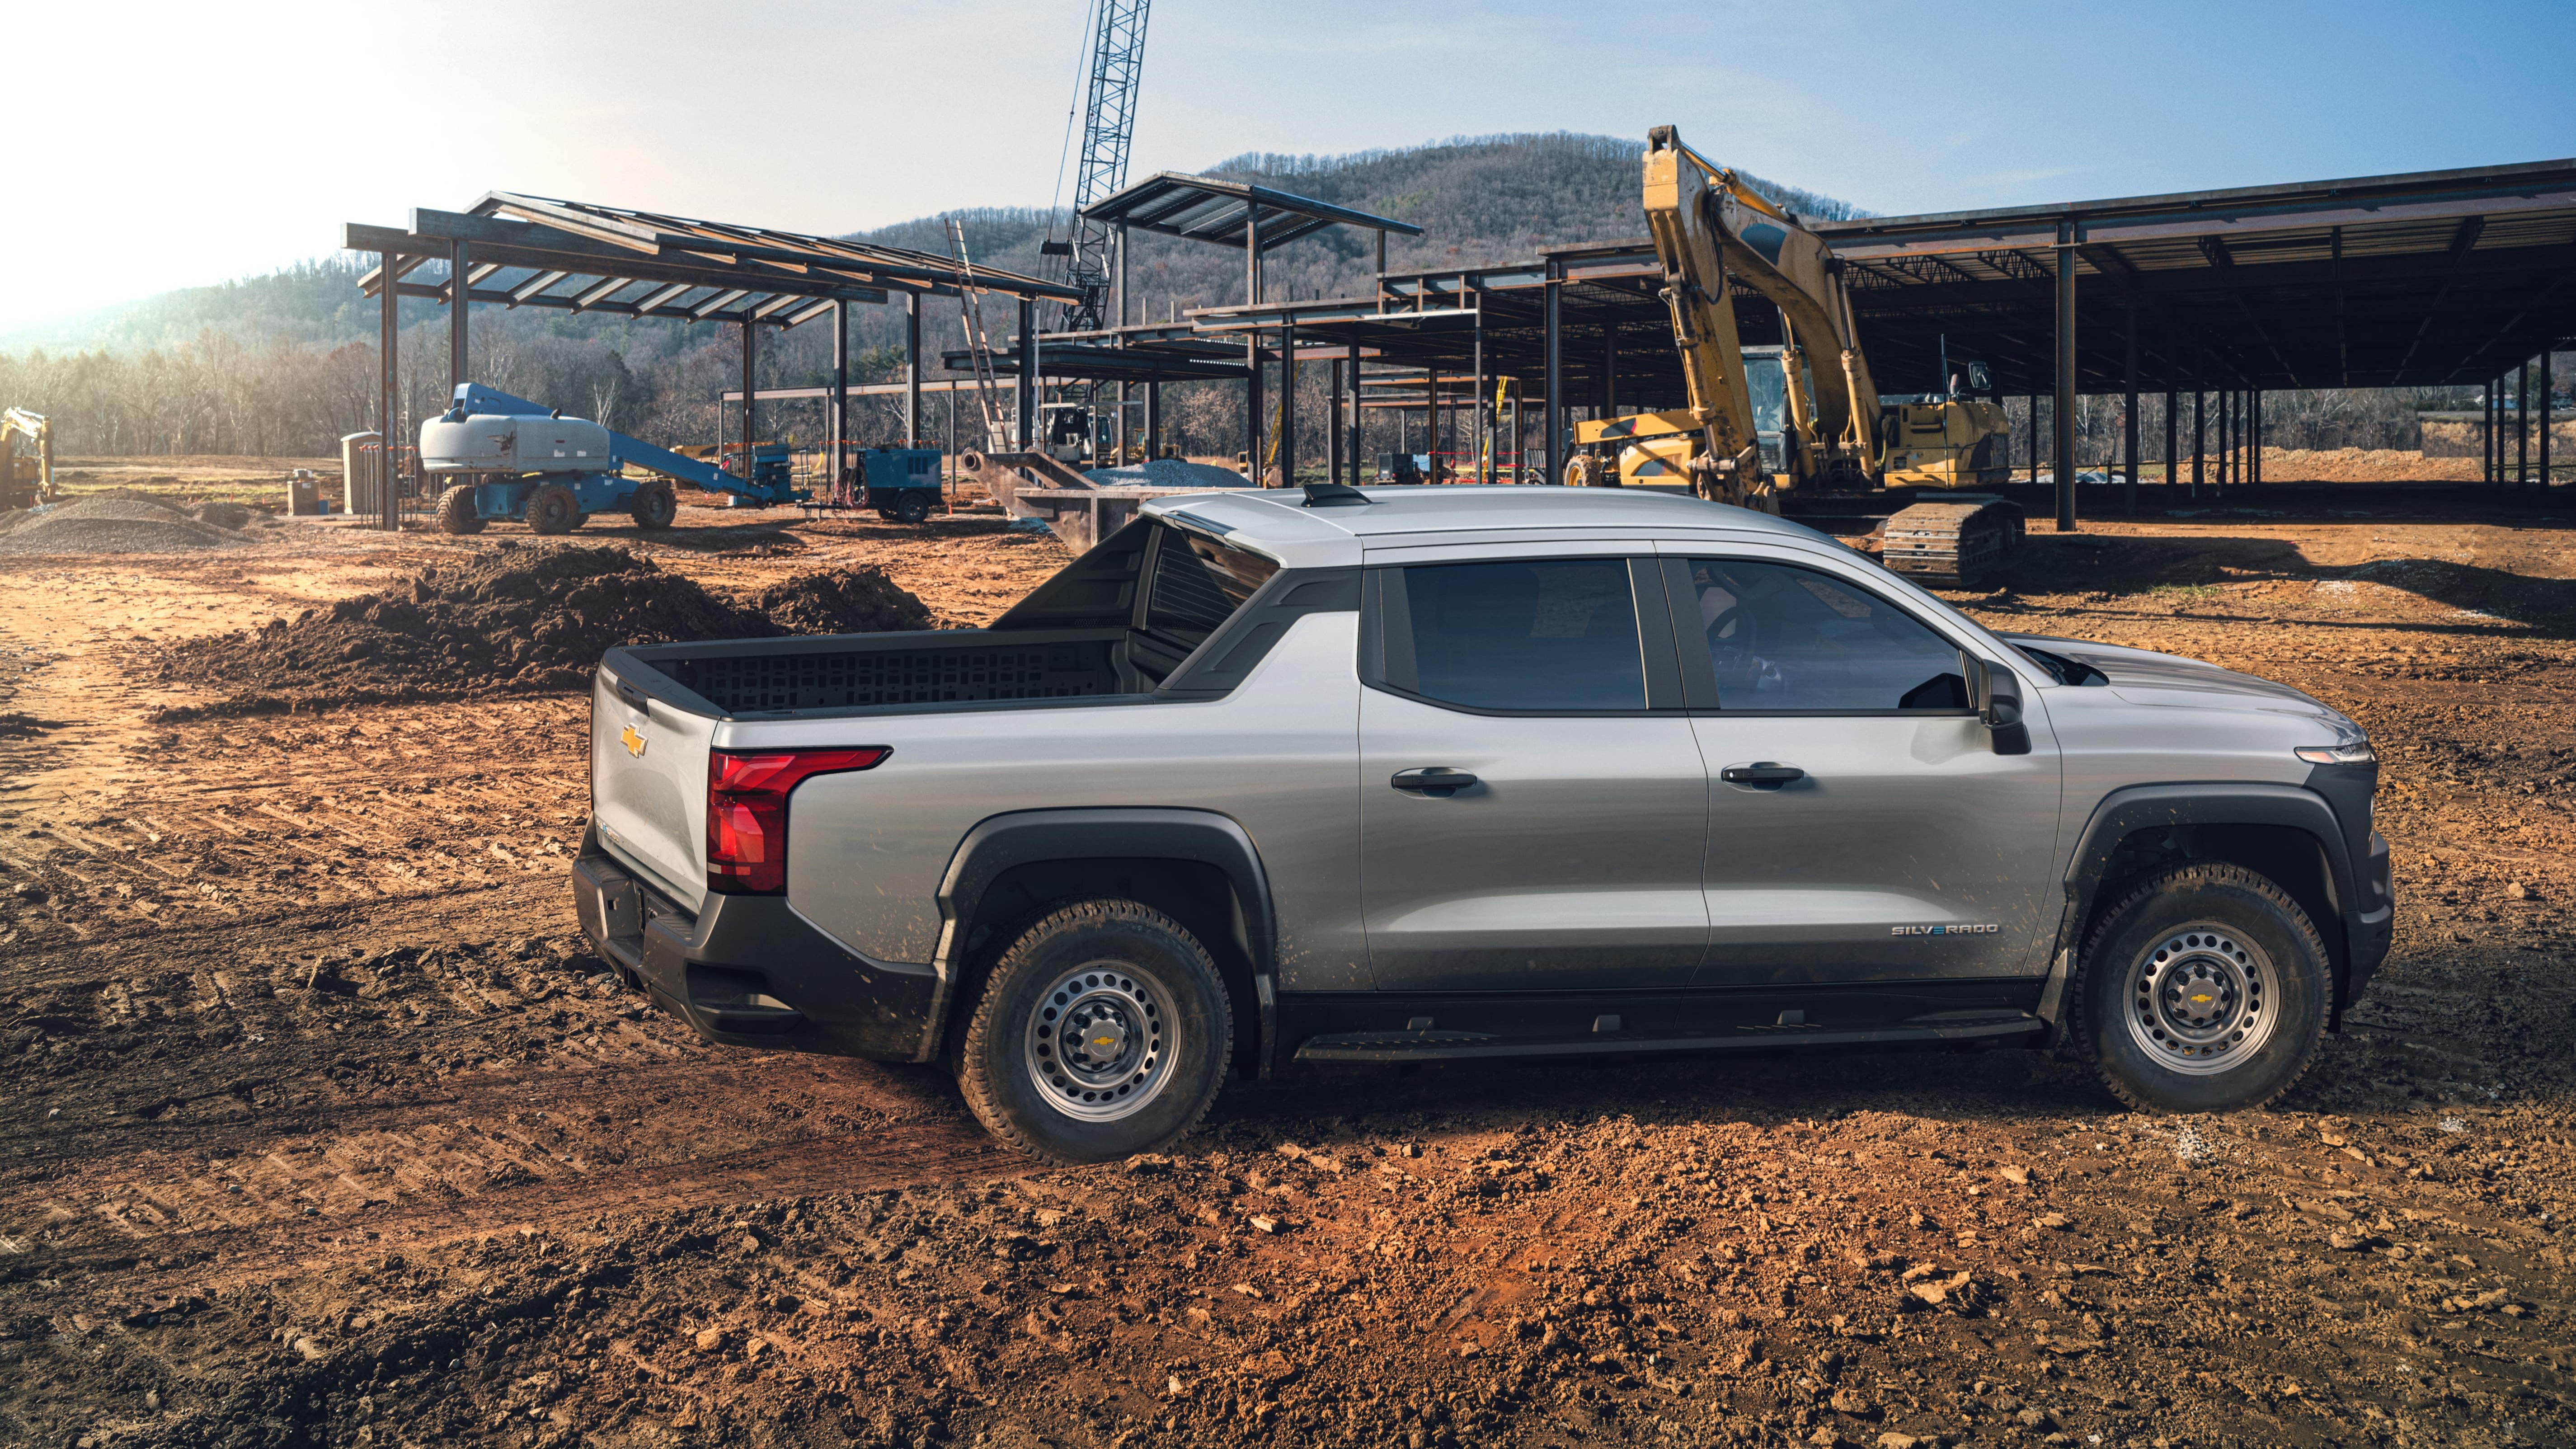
[1328,358,1343,485]
[1471,291,1488,483]
[2518,360,2531,485]
[2253,389,2264,486]
[831,299,849,496]
[2163,388,2178,500]
[1016,298,1036,450]
[2191,390,2204,498]
[740,320,757,464]
[2122,300,2139,514]
[1145,381,1161,459]
[904,294,921,447]
[1246,335,1264,472]
[2486,380,2497,485]
[379,249,400,530]
[1347,335,1363,486]
[1542,258,1563,485]
[1603,320,1619,415]
[448,240,470,395]
[2543,348,2556,487]
[2052,227,2078,530]
[1278,316,1296,486]
[2029,395,2040,484]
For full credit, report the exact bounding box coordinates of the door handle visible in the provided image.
[1720,762,1805,787]
[614,677,652,713]
[1391,767,1480,796]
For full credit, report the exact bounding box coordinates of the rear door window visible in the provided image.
[1396,558,1647,711]
[1142,526,1280,649]
[1683,557,1965,711]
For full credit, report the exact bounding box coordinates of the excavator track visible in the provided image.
[1876,495,2025,589]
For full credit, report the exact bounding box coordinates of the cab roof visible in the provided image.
[1139,485,1829,568]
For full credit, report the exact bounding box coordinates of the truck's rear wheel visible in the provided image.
[2073,863,2330,1113]
[524,483,578,535]
[628,481,677,530]
[956,899,1231,1164]
[436,483,486,536]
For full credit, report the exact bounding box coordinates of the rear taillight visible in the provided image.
[705,747,889,895]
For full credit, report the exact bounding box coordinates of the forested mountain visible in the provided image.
[0,133,1857,460]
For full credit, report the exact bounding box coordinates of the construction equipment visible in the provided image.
[1572,127,2021,586]
[1047,0,1152,331]
[0,409,56,509]
[418,383,801,536]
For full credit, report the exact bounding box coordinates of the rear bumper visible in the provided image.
[571,827,936,1061]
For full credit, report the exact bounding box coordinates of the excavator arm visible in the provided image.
[1643,127,1882,485]
[1641,131,1770,504]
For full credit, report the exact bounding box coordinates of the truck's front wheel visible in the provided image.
[957,899,1232,1164]
[2073,863,2331,1113]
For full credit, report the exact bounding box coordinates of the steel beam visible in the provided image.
[2053,227,2078,530]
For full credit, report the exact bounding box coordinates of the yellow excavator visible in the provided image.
[1566,127,2021,587]
[0,409,56,510]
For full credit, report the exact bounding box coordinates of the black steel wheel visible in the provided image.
[523,482,579,536]
[435,483,486,536]
[2073,862,2331,1113]
[955,899,1231,1165]
[887,489,935,525]
[628,481,677,530]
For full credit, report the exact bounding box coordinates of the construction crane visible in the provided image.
[1569,127,2021,587]
[1047,0,1151,332]
[0,409,55,509]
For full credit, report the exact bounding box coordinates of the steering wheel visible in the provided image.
[1705,605,1748,681]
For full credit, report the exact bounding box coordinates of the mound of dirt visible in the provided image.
[749,565,935,634]
[0,492,253,554]
[156,545,935,716]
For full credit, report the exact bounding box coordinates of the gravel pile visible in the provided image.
[156,545,935,716]
[0,493,255,554]
[1082,457,1252,488]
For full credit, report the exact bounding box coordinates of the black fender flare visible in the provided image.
[921,808,1278,1071]
[2052,783,2356,1010]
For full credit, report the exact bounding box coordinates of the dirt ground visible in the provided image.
[3,478,2573,1449]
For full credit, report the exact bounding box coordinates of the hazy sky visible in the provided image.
[7,0,2571,332]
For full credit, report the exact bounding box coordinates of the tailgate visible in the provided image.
[590,662,715,911]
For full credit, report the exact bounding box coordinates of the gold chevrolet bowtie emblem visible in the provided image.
[620,724,647,759]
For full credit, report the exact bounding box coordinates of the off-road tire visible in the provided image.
[2073,862,2330,1113]
[628,481,677,530]
[523,483,580,536]
[956,899,1231,1165]
[436,483,486,535]
[885,489,935,525]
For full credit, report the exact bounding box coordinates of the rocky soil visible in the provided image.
[1,494,2572,1449]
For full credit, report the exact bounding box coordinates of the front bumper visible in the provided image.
[571,827,935,1061]
[2343,828,2394,1006]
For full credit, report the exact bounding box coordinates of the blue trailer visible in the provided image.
[418,383,803,536]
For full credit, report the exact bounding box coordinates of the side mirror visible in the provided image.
[1965,361,1994,395]
[1962,652,2022,728]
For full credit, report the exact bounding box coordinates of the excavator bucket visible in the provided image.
[1876,495,2025,590]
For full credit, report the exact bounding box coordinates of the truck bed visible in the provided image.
[636,627,1133,716]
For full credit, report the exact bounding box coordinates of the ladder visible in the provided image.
[947,218,1013,453]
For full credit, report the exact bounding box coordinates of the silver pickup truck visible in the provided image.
[573,485,2391,1163]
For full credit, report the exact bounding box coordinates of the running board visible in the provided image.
[1290,1011,2045,1064]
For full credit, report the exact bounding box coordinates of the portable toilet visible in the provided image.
[340,431,383,514]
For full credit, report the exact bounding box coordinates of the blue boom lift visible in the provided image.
[418,383,797,536]
[419,384,945,534]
